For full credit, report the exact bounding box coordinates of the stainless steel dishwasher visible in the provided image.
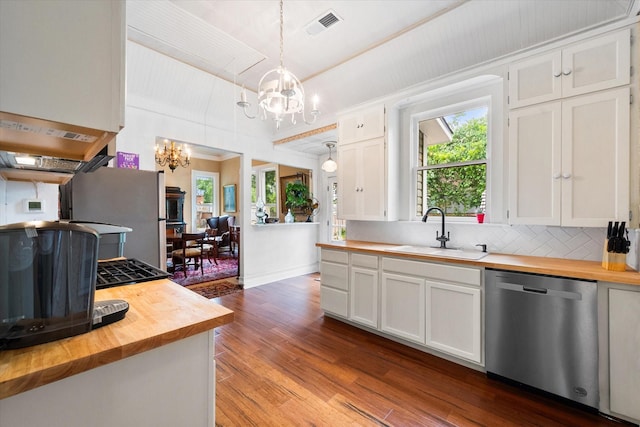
[485,268,599,409]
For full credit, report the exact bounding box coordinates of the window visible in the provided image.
[192,171,219,231]
[415,105,488,220]
[251,164,278,222]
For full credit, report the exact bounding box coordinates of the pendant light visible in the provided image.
[321,142,337,172]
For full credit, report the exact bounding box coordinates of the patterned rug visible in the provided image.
[169,256,238,286]
[185,280,243,299]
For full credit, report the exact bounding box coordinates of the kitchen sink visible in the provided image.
[386,245,489,260]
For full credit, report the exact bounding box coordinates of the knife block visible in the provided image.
[602,241,626,271]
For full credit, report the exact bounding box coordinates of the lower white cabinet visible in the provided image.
[425,281,482,363]
[349,254,379,328]
[608,288,640,422]
[381,273,426,344]
[320,250,349,318]
[319,248,484,367]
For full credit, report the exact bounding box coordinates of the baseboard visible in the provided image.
[242,263,319,288]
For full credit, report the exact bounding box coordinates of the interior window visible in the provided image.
[415,106,488,219]
[251,165,278,222]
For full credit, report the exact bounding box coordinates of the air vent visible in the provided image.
[305,10,342,35]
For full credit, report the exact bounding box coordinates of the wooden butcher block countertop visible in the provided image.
[317,240,640,286]
[0,279,234,399]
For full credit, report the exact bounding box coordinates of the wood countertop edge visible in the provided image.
[316,241,640,286]
[0,313,234,400]
[0,280,234,400]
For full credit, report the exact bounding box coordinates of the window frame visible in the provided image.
[251,163,278,222]
[410,97,491,223]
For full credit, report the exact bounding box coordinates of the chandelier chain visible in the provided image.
[279,0,284,68]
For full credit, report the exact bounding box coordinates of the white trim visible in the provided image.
[191,170,219,231]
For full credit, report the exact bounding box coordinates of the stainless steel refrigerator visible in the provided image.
[60,167,167,270]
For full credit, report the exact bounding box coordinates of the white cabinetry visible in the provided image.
[382,257,483,363]
[349,254,379,328]
[508,87,629,226]
[337,104,397,221]
[426,281,481,363]
[320,250,349,318]
[338,138,386,220]
[338,105,385,144]
[381,272,426,344]
[608,288,640,422]
[509,29,630,109]
[0,1,125,133]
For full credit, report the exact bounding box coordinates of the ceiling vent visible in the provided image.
[305,10,342,35]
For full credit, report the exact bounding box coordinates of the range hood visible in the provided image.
[0,112,116,184]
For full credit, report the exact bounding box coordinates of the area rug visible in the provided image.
[169,256,238,286]
[185,280,243,299]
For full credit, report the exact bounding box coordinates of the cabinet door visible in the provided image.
[0,1,125,132]
[337,143,359,219]
[425,281,481,364]
[508,102,562,225]
[338,138,386,220]
[509,51,563,108]
[360,138,386,220]
[609,288,640,421]
[381,273,425,344]
[338,105,385,144]
[561,87,629,226]
[562,29,630,98]
[349,267,378,328]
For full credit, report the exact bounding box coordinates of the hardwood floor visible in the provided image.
[213,273,625,426]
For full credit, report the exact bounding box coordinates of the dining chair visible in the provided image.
[171,232,206,277]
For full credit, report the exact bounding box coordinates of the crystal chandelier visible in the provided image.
[154,139,191,172]
[237,0,319,129]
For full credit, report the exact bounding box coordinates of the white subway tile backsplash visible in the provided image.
[346,221,624,263]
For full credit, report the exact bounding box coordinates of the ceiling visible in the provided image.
[127,0,638,156]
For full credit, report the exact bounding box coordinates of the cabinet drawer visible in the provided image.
[320,261,349,291]
[322,249,349,264]
[320,286,348,317]
[382,257,481,287]
[351,253,378,269]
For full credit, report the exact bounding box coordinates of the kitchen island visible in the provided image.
[0,279,233,427]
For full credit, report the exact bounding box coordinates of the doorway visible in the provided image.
[327,176,346,241]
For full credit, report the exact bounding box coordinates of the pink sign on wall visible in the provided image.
[116,151,139,169]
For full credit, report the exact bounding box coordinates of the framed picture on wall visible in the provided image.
[223,184,236,212]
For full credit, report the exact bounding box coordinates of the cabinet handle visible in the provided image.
[562,173,572,179]
[553,71,562,77]
[553,173,561,179]
[562,68,572,76]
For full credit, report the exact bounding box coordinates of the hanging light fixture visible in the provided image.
[237,0,319,129]
[154,139,191,172]
[321,142,337,172]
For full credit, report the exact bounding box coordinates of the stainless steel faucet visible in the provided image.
[422,207,450,248]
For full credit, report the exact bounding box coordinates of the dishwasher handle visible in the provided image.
[523,286,548,294]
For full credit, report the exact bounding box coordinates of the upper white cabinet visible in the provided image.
[338,138,387,220]
[509,29,630,109]
[337,104,397,221]
[338,105,385,145]
[0,0,125,133]
[509,87,629,226]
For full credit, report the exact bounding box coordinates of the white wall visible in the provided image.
[118,42,322,287]
[1,180,59,224]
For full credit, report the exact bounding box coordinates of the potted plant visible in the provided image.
[285,181,310,221]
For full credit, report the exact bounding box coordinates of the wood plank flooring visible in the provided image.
[213,273,626,426]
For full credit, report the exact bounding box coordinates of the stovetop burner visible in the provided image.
[96,258,169,289]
